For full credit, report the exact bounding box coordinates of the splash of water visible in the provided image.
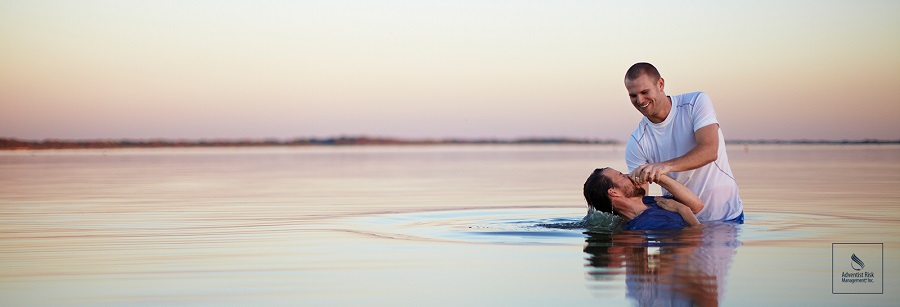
[580,207,625,232]
[536,207,624,233]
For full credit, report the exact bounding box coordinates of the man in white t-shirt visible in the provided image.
[623,62,744,222]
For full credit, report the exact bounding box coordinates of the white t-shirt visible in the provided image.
[625,92,743,221]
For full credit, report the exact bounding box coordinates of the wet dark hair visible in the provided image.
[624,62,661,82]
[584,168,614,213]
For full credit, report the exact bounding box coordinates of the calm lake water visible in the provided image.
[1,144,898,306]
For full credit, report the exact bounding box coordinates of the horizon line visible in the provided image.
[3,136,900,150]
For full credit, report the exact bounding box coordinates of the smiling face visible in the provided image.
[625,73,669,123]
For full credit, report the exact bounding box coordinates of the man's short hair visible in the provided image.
[584,168,613,213]
[625,62,661,82]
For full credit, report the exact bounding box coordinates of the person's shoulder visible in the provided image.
[627,118,651,142]
[673,91,708,106]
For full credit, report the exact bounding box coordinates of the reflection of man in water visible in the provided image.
[583,224,741,306]
[584,167,701,230]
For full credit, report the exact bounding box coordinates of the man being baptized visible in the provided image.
[583,167,702,230]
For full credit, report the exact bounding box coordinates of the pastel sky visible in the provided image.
[2,0,899,141]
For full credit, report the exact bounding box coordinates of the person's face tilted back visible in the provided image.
[604,168,646,199]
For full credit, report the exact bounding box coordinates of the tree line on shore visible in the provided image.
[2,137,897,150]
[0,137,618,150]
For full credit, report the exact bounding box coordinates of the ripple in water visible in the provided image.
[348,208,713,245]
[349,208,589,245]
[347,208,854,246]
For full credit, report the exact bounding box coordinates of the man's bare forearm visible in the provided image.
[660,143,716,173]
[676,205,701,226]
[655,175,704,214]
[631,124,719,184]
[662,123,719,173]
[654,197,701,226]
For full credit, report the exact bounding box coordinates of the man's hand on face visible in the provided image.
[630,163,672,184]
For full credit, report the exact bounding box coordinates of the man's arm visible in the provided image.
[630,123,719,183]
[653,174,704,214]
[654,197,701,227]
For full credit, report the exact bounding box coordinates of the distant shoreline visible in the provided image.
[1,137,898,150]
[726,139,900,145]
[0,137,615,150]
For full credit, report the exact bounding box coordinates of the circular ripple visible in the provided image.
[351,208,588,245]
[345,208,847,245]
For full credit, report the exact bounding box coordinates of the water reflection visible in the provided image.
[584,223,742,306]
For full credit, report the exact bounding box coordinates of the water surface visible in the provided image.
[1,144,898,305]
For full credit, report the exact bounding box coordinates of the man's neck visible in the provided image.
[614,197,649,221]
[647,95,672,123]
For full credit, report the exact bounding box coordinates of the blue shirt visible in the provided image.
[624,196,690,231]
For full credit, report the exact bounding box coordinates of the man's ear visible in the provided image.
[657,77,665,92]
[607,188,621,198]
